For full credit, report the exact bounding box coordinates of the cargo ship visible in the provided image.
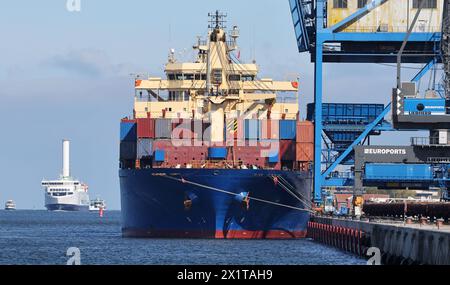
[119,11,314,239]
[42,140,90,211]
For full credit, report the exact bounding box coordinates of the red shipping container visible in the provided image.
[296,142,314,162]
[137,118,155,138]
[296,121,314,143]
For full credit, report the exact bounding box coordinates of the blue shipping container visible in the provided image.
[268,152,279,163]
[365,163,433,180]
[244,119,260,140]
[279,120,296,140]
[154,149,165,162]
[208,147,227,159]
[120,121,137,142]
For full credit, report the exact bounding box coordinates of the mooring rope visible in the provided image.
[162,175,314,213]
[270,175,313,211]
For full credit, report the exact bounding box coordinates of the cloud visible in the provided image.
[43,49,137,78]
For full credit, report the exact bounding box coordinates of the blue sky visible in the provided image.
[0,0,430,209]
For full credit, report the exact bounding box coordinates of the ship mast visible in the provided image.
[206,10,227,97]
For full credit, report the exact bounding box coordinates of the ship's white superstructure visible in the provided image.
[89,198,106,211]
[4,200,16,210]
[41,140,90,211]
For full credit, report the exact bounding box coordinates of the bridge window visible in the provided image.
[357,0,369,8]
[175,74,183,80]
[228,74,241,81]
[168,74,175,80]
[212,69,222,84]
[242,75,255,81]
[184,74,194,80]
[333,0,347,8]
[413,0,437,8]
[194,73,207,80]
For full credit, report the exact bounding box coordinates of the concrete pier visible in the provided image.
[310,216,450,265]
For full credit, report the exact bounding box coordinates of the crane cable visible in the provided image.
[161,174,314,213]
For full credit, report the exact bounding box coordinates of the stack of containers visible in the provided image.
[278,120,297,163]
[296,121,314,162]
[120,119,137,160]
[260,120,280,165]
[136,118,155,160]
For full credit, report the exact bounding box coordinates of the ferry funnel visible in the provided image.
[62,139,70,178]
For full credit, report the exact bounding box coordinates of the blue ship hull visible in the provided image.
[119,168,312,239]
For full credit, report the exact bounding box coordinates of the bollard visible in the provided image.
[437,218,444,229]
[420,216,427,226]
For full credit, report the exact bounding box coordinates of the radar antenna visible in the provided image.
[208,10,227,30]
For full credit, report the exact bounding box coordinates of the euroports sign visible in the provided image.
[364,148,407,155]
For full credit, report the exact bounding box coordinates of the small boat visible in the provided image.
[89,198,106,212]
[4,200,16,210]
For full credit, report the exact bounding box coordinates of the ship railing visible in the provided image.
[153,160,283,170]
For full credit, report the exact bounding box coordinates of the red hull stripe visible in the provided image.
[123,228,307,239]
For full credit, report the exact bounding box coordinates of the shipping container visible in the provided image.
[279,120,297,140]
[120,141,137,160]
[260,119,279,140]
[296,142,314,162]
[137,139,153,159]
[155,119,173,138]
[279,140,296,161]
[268,151,279,163]
[120,120,137,142]
[137,118,155,138]
[208,147,227,159]
[154,149,165,162]
[171,119,201,140]
[296,121,314,143]
[364,163,433,180]
[244,119,260,140]
[163,145,209,166]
